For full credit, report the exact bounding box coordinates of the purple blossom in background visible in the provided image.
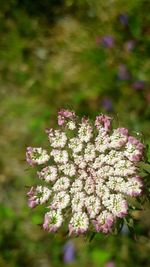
[146,92,150,103]
[119,13,128,26]
[117,64,130,80]
[105,261,116,267]
[124,40,135,52]
[96,35,114,48]
[102,98,113,112]
[63,241,75,264]
[132,80,145,90]
[101,35,114,48]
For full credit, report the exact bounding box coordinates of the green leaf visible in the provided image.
[115,218,124,233]
[0,205,14,219]
[31,214,42,225]
[91,249,111,266]
[138,162,150,173]
[88,232,96,242]
[129,16,142,38]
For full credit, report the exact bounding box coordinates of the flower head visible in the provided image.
[43,210,63,232]
[27,186,51,208]
[26,147,49,166]
[26,110,145,235]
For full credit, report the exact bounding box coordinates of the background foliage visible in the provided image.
[0,1,150,266]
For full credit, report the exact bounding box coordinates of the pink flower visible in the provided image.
[92,211,114,233]
[43,210,63,232]
[27,187,39,208]
[105,261,116,267]
[26,147,50,165]
[117,200,128,218]
[95,115,111,132]
[127,176,143,197]
[27,186,51,208]
[118,127,128,136]
[96,35,115,48]
[26,110,145,236]
[125,136,144,162]
[58,109,75,126]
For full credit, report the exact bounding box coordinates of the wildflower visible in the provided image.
[124,40,135,52]
[124,136,144,161]
[85,196,101,218]
[119,13,128,26]
[117,64,130,80]
[132,80,145,90]
[78,117,93,142]
[27,186,51,208]
[109,128,128,149]
[37,166,58,182]
[50,191,70,210]
[70,179,83,194]
[71,192,86,212]
[26,147,49,166]
[63,241,75,263]
[105,261,116,267]
[51,149,68,164]
[26,109,145,235]
[47,129,67,148]
[95,114,111,132]
[101,35,115,48]
[92,211,114,233]
[126,176,143,196]
[57,109,75,126]
[102,98,113,112]
[68,137,83,153]
[59,163,76,177]
[69,212,89,235]
[52,177,70,192]
[43,210,63,232]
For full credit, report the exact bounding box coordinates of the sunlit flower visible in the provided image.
[26,147,49,166]
[26,109,145,235]
[43,210,63,232]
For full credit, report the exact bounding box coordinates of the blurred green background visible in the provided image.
[0,1,150,266]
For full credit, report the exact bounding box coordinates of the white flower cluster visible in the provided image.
[26,110,144,235]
